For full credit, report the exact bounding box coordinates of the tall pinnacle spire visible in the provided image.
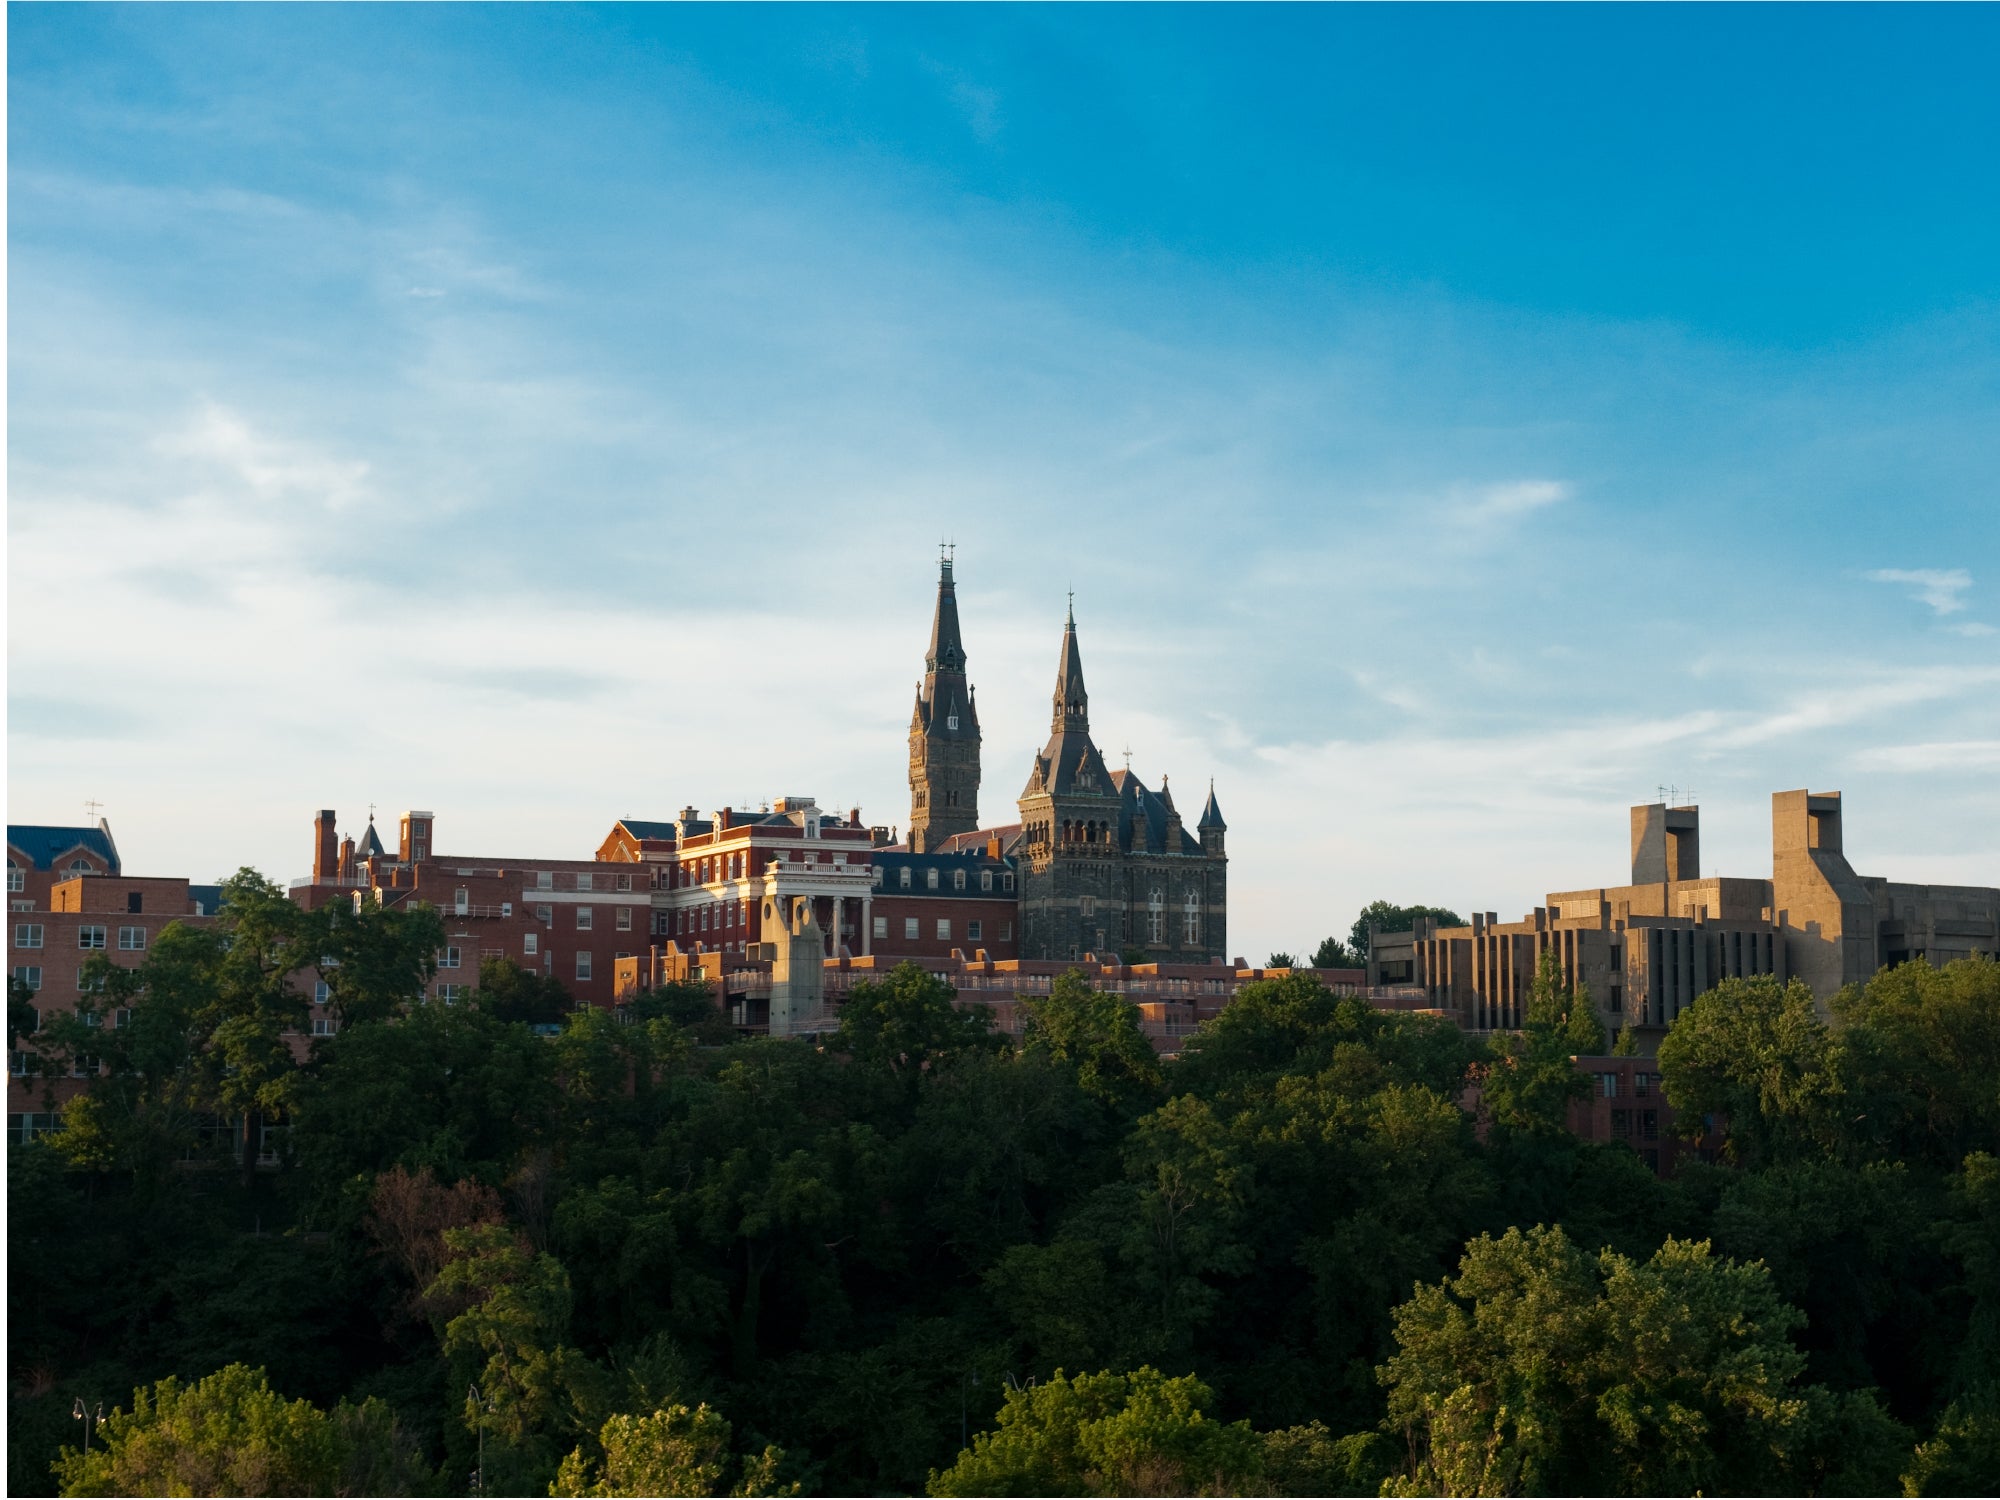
[909,550,981,852]
[1052,601,1088,734]
[927,552,966,675]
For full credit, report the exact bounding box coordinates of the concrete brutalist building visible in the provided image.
[1368,791,1999,1041]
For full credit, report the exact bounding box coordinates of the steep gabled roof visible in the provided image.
[355,822,388,859]
[6,823,121,874]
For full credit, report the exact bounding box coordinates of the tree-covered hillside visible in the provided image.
[10,872,1998,1496]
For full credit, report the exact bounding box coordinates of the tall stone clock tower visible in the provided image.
[908,551,981,852]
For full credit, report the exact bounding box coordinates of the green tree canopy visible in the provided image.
[1020,971,1163,1113]
[836,962,1006,1080]
[927,1366,1262,1498]
[1349,900,1466,958]
[1379,1224,1908,1497]
[51,1363,427,1497]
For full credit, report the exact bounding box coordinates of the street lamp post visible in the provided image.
[72,1399,103,1454]
[467,1384,485,1497]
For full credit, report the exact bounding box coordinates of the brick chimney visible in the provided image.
[314,810,339,883]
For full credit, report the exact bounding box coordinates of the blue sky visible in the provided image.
[9,4,1998,959]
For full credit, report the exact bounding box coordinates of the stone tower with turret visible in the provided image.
[908,553,982,853]
[1016,601,1228,963]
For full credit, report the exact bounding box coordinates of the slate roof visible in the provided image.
[355,822,388,858]
[7,824,121,874]
[614,820,679,842]
[934,825,1024,856]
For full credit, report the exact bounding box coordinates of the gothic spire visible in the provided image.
[926,554,966,675]
[1052,602,1088,734]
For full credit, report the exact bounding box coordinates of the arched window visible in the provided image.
[1148,890,1164,944]
[1184,892,1201,944]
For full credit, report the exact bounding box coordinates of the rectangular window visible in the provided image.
[1003,873,1015,892]
[71,1055,98,1079]
[523,933,539,956]
[536,904,553,926]
[1642,1110,1659,1140]
[577,908,593,930]
[873,916,888,939]
[1080,896,1096,917]
[968,920,983,942]
[1002,923,1013,941]
[953,869,966,891]
[616,873,632,891]
[14,925,44,950]
[1611,1109,1632,1137]
[11,1051,31,1076]
[575,952,593,981]
[899,868,912,890]
[118,926,146,951]
[439,946,461,970]
[5,866,21,894]
[616,907,632,931]
[1598,1073,1619,1099]
[312,1017,338,1036]
[78,926,107,950]
[78,971,106,993]
[981,870,993,891]
[13,966,42,992]
[904,918,920,941]
[872,866,884,887]
[537,871,554,890]
[436,984,464,1003]
[926,869,940,891]
[936,919,952,941]
[126,891,144,914]
[114,1009,131,1029]
[576,873,594,892]
[1634,1072,1652,1096]
[314,981,330,1005]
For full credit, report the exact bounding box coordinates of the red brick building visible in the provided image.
[8,820,222,1144]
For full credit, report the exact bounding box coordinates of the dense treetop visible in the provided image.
[10,870,1998,1495]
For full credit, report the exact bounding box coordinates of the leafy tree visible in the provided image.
[479,956,575,1026]
[50,1363,427,1497]
[1657,975,1844,1168]
[552,1402,794,1497]
[626,975,735,1043]
[928,1366,1262,1497]
[310,892,445,1027]
[428,1225,598,1492]
[1832,955,2000,1169]
[1310,936,1360,970]
[1020,971,1163,1113]
[836,962,1006,1080]
[1479,950,1603,1137]
[1903,1383,2000,1497]
[1349,901,1465,959]
[1265,951,1297,970]
[1379,1224,1909,1496]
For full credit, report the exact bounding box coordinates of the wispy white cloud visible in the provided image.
[1852,740,2000,772]
[1867,567,1973,615]
[1948,621,1996,637]
[1450,478,1571,524]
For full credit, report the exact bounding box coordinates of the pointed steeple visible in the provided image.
[1198,780,1226,832]
[909,549,981,852]
[927,554,967,675]
[1052,599,1089,734]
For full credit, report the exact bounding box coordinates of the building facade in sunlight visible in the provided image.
[1367,791,2000,1040]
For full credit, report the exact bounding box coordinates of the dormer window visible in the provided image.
[947,714,959,730]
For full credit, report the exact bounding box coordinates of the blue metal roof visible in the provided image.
[6,824,121,874]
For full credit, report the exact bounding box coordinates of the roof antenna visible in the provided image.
[83,799,104,820]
